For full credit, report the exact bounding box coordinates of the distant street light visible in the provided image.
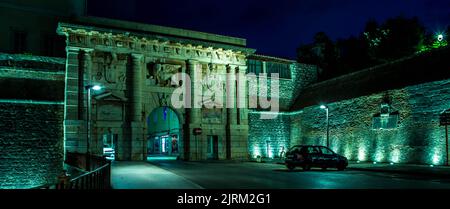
[85,84,102,171]
[437,34,444,42]
[320,105,330,147]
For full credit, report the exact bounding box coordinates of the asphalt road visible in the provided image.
[141,160,450,189]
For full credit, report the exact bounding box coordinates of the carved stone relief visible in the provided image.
[150,63,182,87]
[92,51,127,92]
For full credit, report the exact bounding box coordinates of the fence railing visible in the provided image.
[56,162,111,189]
[33,152,111,189]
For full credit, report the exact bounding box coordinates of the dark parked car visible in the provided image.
[285,145,348,171]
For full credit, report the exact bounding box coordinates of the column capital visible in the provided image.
[187,59,200,65]
[131,53,144,59]
[66,46,94,53]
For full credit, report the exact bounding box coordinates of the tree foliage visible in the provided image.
[296,16,437,81]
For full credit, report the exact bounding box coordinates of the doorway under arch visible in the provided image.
[147,106,181,159]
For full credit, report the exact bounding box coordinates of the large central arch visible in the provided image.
[147,106,181,157]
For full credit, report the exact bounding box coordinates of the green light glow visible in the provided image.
[343,144,352,159]
[375,149,384,162]
[358,147,367,161]
[418,33,447,54]
[252,145,261,158]
[432,151,441,165]
[390,148,401,163]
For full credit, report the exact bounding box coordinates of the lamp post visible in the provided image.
[85,84,102,171]
[320,105,329,147]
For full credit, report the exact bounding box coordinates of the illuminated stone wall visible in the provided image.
[278,63,318,110]
[248,63,318,159]
[0,102,64,189]
[291,79,450,165]
[248,113,291,159]
[253,63,318,111]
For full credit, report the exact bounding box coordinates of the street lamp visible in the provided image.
[320,105,329,147]
[85,84,102,171]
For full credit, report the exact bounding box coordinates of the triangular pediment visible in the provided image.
[94,92,128,102]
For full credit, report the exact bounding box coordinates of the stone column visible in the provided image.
[130,54,145,160]
[188,60,202,123]
[236,65,248,125]
[186,59,201,160]
[233,65,249,160]
[228,65,238,124]
[64,47,82,155]
[83,50,101,157]
[225,65,234,159]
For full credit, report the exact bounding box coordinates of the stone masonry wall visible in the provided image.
[248,112,291,159]
[248,63,318,159]
[0,103,64,188]
[291,79,450,165]
[266,63,318,111]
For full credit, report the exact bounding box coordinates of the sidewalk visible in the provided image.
[111,161,203,189]
[348,161,450,178]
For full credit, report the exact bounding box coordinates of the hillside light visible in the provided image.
[437,34,444,42]
[320,105,330,147]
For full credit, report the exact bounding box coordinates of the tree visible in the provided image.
[297,16,428,81]
[362,19,387,64]
[297,32,338,80]
[373,16,425,61]
[336,36,370,75]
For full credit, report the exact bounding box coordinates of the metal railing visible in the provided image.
[33,152,111,189]
[57,162,111,189]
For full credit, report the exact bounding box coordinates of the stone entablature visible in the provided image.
[57,23,252,67]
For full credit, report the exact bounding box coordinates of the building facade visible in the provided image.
[2,0,450,190]
[57,17,257,161]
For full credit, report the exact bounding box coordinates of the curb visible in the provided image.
[348,167,450,179]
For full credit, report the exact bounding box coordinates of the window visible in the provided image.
[373,115,398,129]
[372,103,399,130]
[320,147,334,155]
[13,30,27,53]
[372,113,399,129]
[266,62,291,79]
[247,59,263,75]
[307,147,320,154]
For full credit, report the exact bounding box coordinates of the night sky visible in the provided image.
[88,0,450,59]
